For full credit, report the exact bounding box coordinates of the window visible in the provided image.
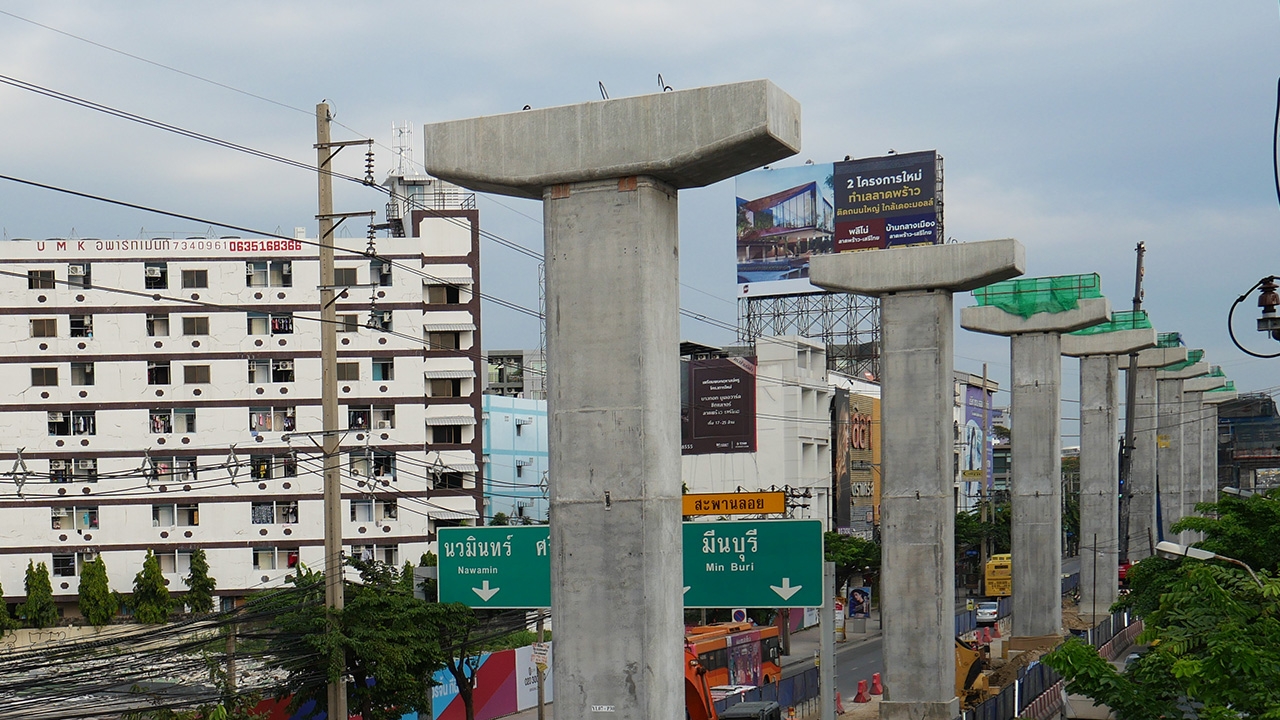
[71,362,94,386]
[334,267,358,287]
[349,450,396,481]
[53,553,77,577]
[147,457,197,485]
[152,503,199,527]
[28,269,55,289]
[247,454,297,480]
[247,359,271,384]
[371,259,392,287]
[427,332,459,350]
[251,500,299,525]
[67,263,91,288]
[182,316,210,335]
[338,314,359,333]
[146,313,170,337]
[352,544,399,565]
[246,261,293,288]
[51,505,98,531]
[432,425,463,444]
[155,549,193,575]
[50,410,95,436]
[148,361,171,385]
[181,269,208,288]
[175,408,196,433]
[351,498,398,523]
[427,285,461,305]
[152,409,196,434]
[248,407,295,433]
[144,262,168,290]
[271,359,295,383]
[69,314,93,338]
[72,458,97,482]
[369,310,394,332]
[337,362,360,381]
[373,360,394,381]
[253,547,299,570]
[31,367,58,386]
[246,261,269,288]
[49,459,71,483]
[246,312,293,335]
[436,472,466,490]
[430,379,461,397]
[184,365,210,384]
[30,318,57,337]
[150,409,173,434]
[347,405,395,431]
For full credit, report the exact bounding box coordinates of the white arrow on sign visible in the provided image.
[770,578,802,600]
[473,580,500,601]
[683,586,691,595]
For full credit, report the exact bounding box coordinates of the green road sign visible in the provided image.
[438,526,550,608]
[682,519,823,608]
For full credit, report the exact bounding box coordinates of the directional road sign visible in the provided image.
[438,526,550,608]
[682,519,823,608]
[682,491,786,516]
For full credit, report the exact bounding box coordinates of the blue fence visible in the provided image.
[715,667,819,716]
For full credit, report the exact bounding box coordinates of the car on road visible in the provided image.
[975,601,999,624]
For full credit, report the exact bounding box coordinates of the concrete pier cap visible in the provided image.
[1185,375,1227,393]
[1205,391,1238,404]
[421,79,802,199]
[809,238,1025,295]
[1157,361,1209,381]
[1135,346,1187,368]
[961,297,1112,336]
[1061,328,1156,358]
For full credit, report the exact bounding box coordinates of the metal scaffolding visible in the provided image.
[738,291,881,379]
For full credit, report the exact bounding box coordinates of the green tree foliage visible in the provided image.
[252,559,455,720]
[489,512,510,526]
[18,560,58,628]
[1171,489,1280,574]
[183,548,217,614]
[0,579,16,633]
[132,550,173,623]
[78,555,118,626]
[823,532,880,592]
[954,502,1011,560]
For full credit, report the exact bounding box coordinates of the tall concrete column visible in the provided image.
[423,81,802,720]
[1181,389,1204,543]
[1155,361,1207,540]
[962,297,1110,647]
[812,239,1024,720]
[1061,327,1155,622]
[1125,346,1186,561]
[1185,373,1227,528]
[1203,389,1236,500]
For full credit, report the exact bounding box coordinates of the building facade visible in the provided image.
[481,395,549,523]
[0,178,484,609]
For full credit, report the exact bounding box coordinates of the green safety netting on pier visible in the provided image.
[1069,309,1152,335]
[1156,332,1182,348]
[1162,349,1205,372]
[1208,381,1237,393]
[972,273,1102,318]
[1207,365,1226,378]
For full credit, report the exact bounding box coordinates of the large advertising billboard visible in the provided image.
[681,357,757,455]
[961,384,994,488]
[736,151,940,298]
[833,389,879,539]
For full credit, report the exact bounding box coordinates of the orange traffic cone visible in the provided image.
[871,673,883,695]
[854,680,871,703]
[992,622,1001,639]
[980,627,992,644]
[836,692,846,714]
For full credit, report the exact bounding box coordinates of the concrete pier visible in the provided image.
[1184,373,1227,531]
[962,297,1110,644]
[423,81,802,720]
[1124,346,1187,562]
[1061,327,1155,622]
[812,239,1024,720]
[1203,388,1236,504]
[1155,361,1208,539]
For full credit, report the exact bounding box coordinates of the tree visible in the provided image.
[132,550,172,623]
[78,555,118,626]
[18,560,58,628]
[0,579,16,634]
[489,512,510,526]
[823,532,880,593]
[1171,488,1280,574]
[183,548,217,614]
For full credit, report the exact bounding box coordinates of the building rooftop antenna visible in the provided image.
[391,121,415,177]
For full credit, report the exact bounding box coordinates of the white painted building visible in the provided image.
[0,174,484,609]
[680,335,834,526]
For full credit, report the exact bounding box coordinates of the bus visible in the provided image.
[984,553,1012,597]
[684,622,782,720]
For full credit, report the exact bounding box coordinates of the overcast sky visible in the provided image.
[1,1,1278,423]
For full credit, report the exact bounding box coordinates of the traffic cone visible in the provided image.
[992,622,1001,639]
[836,692,846,714]
[871,673,883,695]
[787,707,796,720]
[854,680,871,703]
[980,627,992,644]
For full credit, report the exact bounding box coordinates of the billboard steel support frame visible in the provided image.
[738,291,881,379]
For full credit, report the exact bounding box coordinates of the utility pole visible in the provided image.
[316,102,347,720]
[979,363,991,570]
[1117,242,1146,565]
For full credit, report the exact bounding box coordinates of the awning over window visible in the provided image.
[425,415,476,426]
[424,369,475,380]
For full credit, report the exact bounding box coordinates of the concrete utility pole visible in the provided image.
[316,102,347,720]
[980,364,991,570]
[1125,345,1187,562]
[1118,243,1145,564]
[423,81,801,720]
[1061,324,1155,622]
[812,239,1024,720]
[1156,359,1209,540]
[962,294,1111,648]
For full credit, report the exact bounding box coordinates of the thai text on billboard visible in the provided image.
[681,357,757,455]
[833,150,940,252]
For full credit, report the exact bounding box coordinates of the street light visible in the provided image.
[1154,540,1264,587]
[1221,486,1256,498]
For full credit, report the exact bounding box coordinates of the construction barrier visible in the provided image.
[870,673,883,695]
[853,680,871,703]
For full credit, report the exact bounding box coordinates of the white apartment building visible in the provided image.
[0,176,484,610]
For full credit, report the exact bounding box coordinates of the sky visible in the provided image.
[1,1,1278,428]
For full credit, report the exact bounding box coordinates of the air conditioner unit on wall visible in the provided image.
[48,412,65,422]
[277,361,294,370]
[68,265,85,276]
[376,420,392,429]
[145,267,162,278]
[76,459,96,470]
[281,262,292,274]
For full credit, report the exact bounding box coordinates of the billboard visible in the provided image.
[833,389,879,537]
[961,384,994,487]
[681,357,757,455]
[736,151,940,298]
